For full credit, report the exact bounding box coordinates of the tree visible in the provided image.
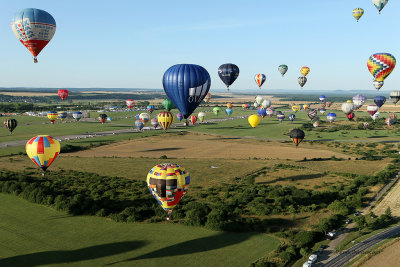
[318,218,331,235]
[355,215,367,231]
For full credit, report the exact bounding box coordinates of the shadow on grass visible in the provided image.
[258,173,325,184]
[0,241,147,267]
[368,135,389,138]
[139,147,182,152]
[108,232,255,264]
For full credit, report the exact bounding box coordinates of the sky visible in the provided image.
[0,0,399,92]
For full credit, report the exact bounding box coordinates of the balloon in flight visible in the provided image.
[341,102,354,115]
[353,94,366,109]
[58,89,68,101]
[158,111,174,131]
[151,118,159,128]
[300,66,310,77]
[147,163,190,219]
[289,129,305,147]
[189,115,197,125]
[4,119,17,133]
[163,64,211,119]
[198,112,206,122]
[57,111,67,121]
[254,74,266,89]
[47,111,58,124]
[390,91,400,104]
[26,135,60,172]
[248,115,261,128]
[367,53,396,88]
[99,114,107,124]
[352,8,364,21]
[258,107,267,119]
[373,0,389,14]
[162,99,175,111]
[218,63,239,91]
[367,105,379,116]
[73,111,82,121]
[147,105,155,114]
[225,108,233,116]
[176,113,183,121]
[126,99,135,109]
[277,114,285,123]
[327,113,337,123]
[288,114,295,122]
[298,77,307,88]
[135,120,144,130]
[374,96,386,108]
[278,65,288,76]
[213,107,222,116]
[139,113,150,125]
[11,8,56,63]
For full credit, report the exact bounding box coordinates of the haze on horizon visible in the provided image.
[1,0,399,91]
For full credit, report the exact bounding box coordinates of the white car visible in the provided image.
[303,262,312,267]
[308,254,318,264]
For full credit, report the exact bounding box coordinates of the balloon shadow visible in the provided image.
[0,241,147,267]
[108,232,255,265]
[139,147,183,152]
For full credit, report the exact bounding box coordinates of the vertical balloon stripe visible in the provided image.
[37,137,44,154]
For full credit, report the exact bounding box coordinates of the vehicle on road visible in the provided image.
[327,231,337,240]
[354,211,361,216]
[345,219,353,224]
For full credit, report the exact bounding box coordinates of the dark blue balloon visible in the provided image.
[163,64,211,119]
[218,63,239,90]
[374,96,386,108]
[289,114,296,121]
[258,107,267,118]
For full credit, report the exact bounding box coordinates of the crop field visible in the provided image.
[373,179,400,217]
[0,194,279,267]
[360,239,400,267]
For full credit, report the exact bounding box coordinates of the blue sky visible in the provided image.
[0,0,399,91]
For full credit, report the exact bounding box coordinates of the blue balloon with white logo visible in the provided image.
[225,108,233,116]
[288,114,296,122]
[163,64,211,119]
[374,96,386,108]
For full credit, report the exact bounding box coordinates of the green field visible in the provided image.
[0,193,279,267]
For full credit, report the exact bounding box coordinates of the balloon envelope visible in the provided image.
[218,63,239,90]
[73,111,82,121]
[278,65,288,76]
[26,135,60,172]
[300,66,310,77]
[254,74,266,88]
[4,118,18,133]
[225,108,233,116]
[374,96,386,108]
[352,8,364,21]
[58,89,68,101]
[126,99,135,109]
[162,99,175,111]
[158,111,174,131]
[289,129,305,146]
[248,115,261,128]
[163,64,211,119]
[298,77,307,87]
[367,53,396,82]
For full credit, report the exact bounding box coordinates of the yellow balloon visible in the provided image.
[158,111,174,131]
[248,114,261,128]
[352,8,364,22]
[292,105,299,112]
[47,112,58,124]
[347,100,352,103]
[300,66,310,77]
[26,135,60,172]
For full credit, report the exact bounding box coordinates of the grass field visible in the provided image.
[373,178,400,217]
[0,193,280,267]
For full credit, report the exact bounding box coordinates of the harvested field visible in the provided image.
[0,92,56,96]
[373,179,400,216]
[68,132,352,160]
[360,238,400,267]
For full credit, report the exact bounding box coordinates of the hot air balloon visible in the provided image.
[126,99,135,109]
[73,111,82,121]
[258,107,267,119]
[226,102,233,109]
[255,95,264,105]
[213,107,222,116]
[390,91,400,104]
[4,119,17,133]
[139,113,150,125]
[367,53,396,89]
[292,105,299,112]
[218,63,239,91]
[367,105,379,116]
[298,77,307,88]
[288,114,295,122]
[347,112,355,121]
[289,129,305,147]
[147,105,155,114]
[327,113,337,123]
[176,113,183,121]
[300,66,310,77]
[278,65,288,77]
[266,107,275,118]
[99,114,107,124]
[204,93,211,103]
[313,120,320,128]
[373,80,384,90]
[364,122,369,129]
[254,74,266,89]
[320,108,326,115]
[385,117,395,127]
[307,109,318,120]
[135,120,144,130]
[319,95,326,102]
[374,96,386,108]
[11,8,56,63]
[107,117,112,122]
[163,64,211,119]
[147,163,190,220]
[151,118,159,128]
[303,104,309,110]
[326,101,332,108]
[198,112,206,122]
[162,99,175,111]
[353,8,364,21]
[225,108,233,116]
[158,111,174,131]
[373,0,389,14]
[341,102,354,115]
[47,111,58,124]
[57,111,67,121]
[26,135,60,173]
[189,115,197,125]
[248,114,261,128]
[372,111,380,121]
[277,114,285,123]
[58,89,68,101]
[353,94,366,109]
[390,113,397,120]
[135,114,140,120]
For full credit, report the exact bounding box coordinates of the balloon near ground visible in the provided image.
[47,111,58,124]
[289,129,305,147]
[204,93,211,103]
[99,114,107,124]
[26,135,60,173]
[4,119,18,133]
[151,118,159,128]
[57,111,67,121]
[254,74,266,89]
[213,107,222,116]
[367,105,379,116]
[126,99,135,109]
[198,112,206,122]
[158,111,174,131]
[73,111,82,121]
[176,113,183,121]
[258,107,267,119]
[163,64,211,119]
[139,113,150,125]
[190,115,198,125]
[353,94,366,109]
[162,99,175,111]
[218,63,240,91]
[135,120,144,130]
[225,108,233,116]
[11,8,56,63]
[288,114,295,122]
[58,89,69,101]
[327,113,337,123]
[352,8,364,21]
[248,115,261,128]
[146,105,155,114]
[147,163,190,219]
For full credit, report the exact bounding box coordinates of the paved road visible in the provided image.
[323,224,400,266]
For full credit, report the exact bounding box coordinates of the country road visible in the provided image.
[322,224,400,267]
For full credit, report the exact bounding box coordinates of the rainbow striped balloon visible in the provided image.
[26,135,60,172]
[367,53,396,82]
